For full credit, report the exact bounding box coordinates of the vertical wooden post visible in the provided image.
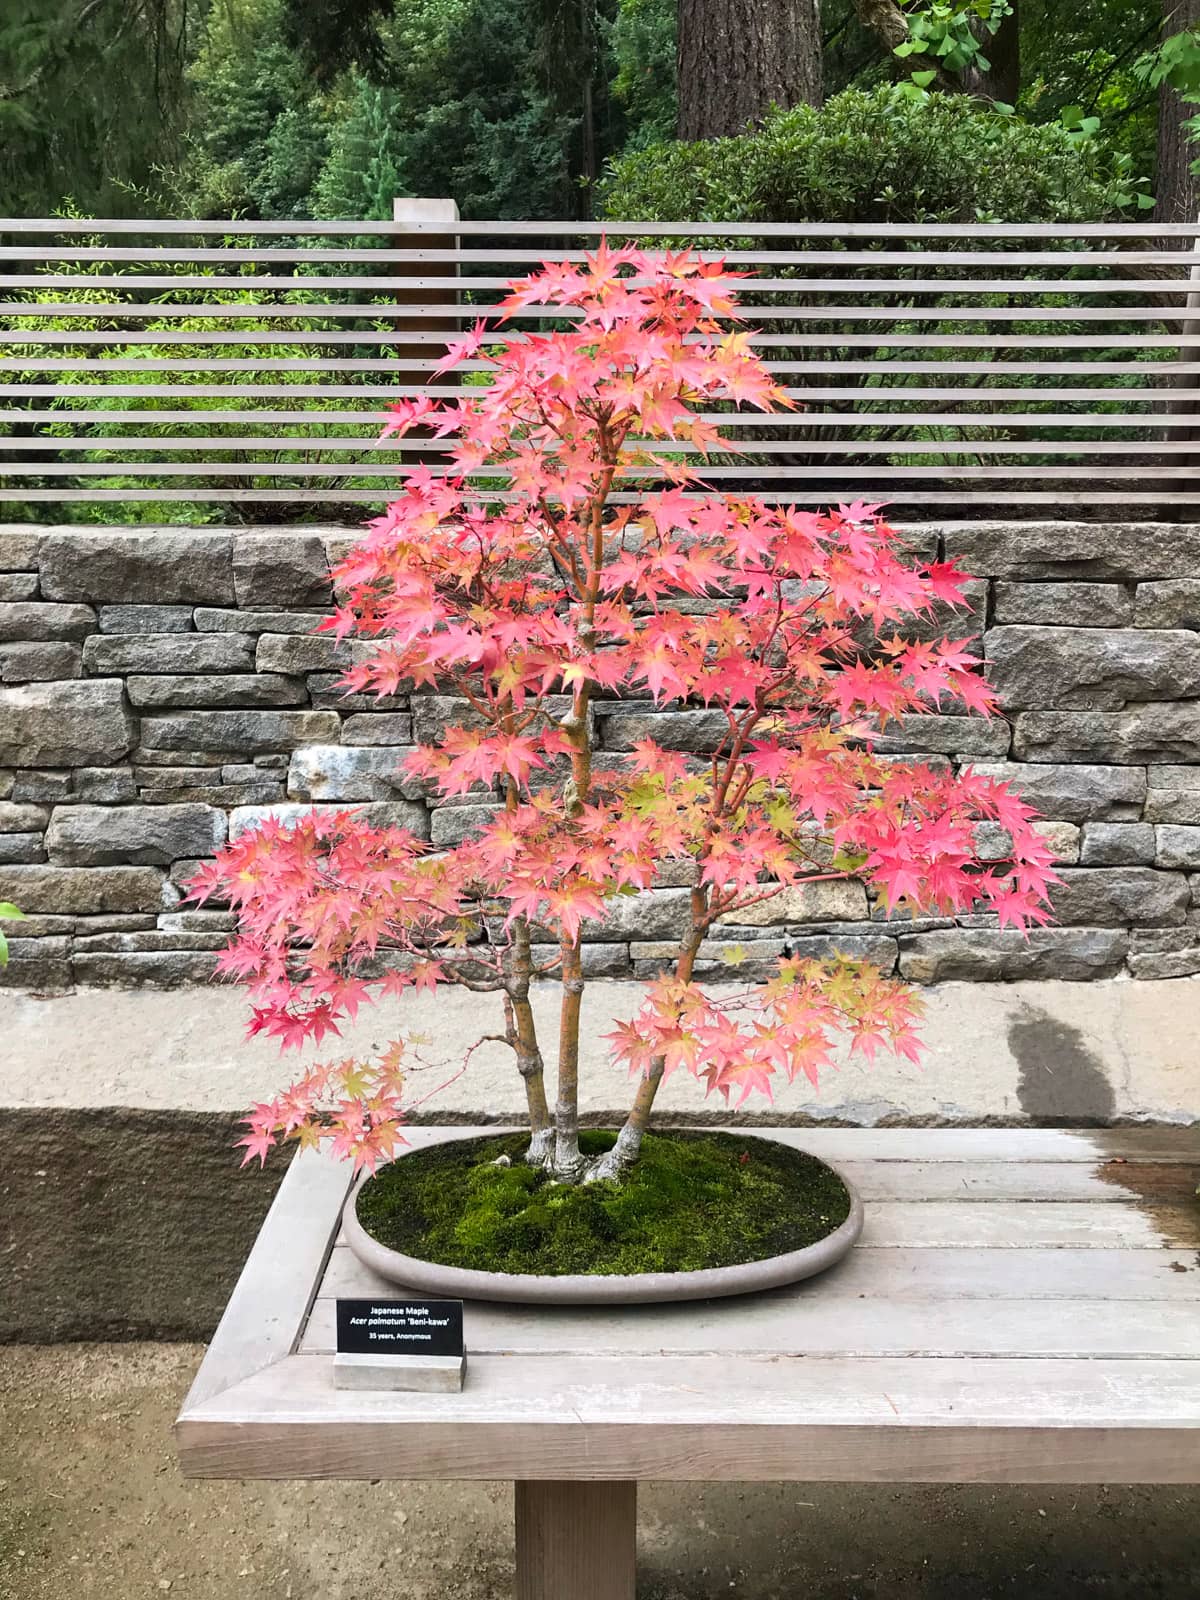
[391,197,461,379]
[514,1480,637,1600]
[390,198,461,486]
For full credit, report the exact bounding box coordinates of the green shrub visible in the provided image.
[598,84,1146,224]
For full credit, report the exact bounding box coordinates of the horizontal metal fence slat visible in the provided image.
[3,409,1192,429]
[7,274,1200,295]
[4,359,1196,375]
[6,218,1200,236]
[7,435,1196,454]
[8,437,1194,457]
[1,385,1183,401]
[7,488,1200,505]
[7,217,1200,235]
[3,302,1199,323]
[7,462,1196,482]
[6,331,1197,351]
[3,246,1197,266]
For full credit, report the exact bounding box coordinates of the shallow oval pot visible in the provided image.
[342,1132,864,1305]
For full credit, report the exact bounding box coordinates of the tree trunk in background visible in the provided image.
[1155,0,1200,224]
[677,0,821,140]
[964,2,1020,106]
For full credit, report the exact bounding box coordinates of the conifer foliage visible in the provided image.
[192,246,1057,1184]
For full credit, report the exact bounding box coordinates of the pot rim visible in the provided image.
[341,1128,864,1305]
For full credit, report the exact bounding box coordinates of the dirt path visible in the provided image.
[1,1344,1198,1599]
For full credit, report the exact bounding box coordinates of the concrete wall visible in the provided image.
[3,520,1200,991]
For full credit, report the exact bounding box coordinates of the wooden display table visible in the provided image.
[176,1126,1200,1599]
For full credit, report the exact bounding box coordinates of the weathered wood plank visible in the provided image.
[319,1242,1200,1305]
[175,1352,1200,1484]
[178,1149,351,1412]
[300,1291,1199,1361]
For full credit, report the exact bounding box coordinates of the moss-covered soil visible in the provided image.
[354,1129,852,1276]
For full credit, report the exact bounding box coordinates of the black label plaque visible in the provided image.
[335,1298,464,1358]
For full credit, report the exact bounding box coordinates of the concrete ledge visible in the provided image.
[3,978,1197,1126]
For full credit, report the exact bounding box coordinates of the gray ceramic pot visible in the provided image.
[342,1131,864,1305]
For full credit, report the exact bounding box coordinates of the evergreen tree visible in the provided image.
[314,78,408,219]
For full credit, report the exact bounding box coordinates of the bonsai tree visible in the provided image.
[194,244,1055,1183]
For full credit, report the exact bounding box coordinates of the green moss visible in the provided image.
[355,1129,851,1276]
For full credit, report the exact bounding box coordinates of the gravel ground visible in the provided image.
[2,1344,1199,1599]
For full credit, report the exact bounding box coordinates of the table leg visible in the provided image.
[514,1479,637,1600]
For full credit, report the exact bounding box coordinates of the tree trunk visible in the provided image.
[1155,0,1200,225]
[963,2,1020,106]
[677,0,821,140]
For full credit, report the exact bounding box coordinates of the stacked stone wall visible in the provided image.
[2,521,1200,990]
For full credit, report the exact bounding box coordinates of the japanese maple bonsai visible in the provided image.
[194,245,1054,1280]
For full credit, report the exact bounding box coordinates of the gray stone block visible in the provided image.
[0,602,95,643]
[139,709,341,755]
[340,713,414,746]
[98,605,195,634]
[135,765,223,790]
[84,633,255,674]
[233,532,332,608]
[0,936,72,991]
[1154,825,1200,869]
[969,761,1145,822]
[0,864,165,915]
[0,803,49,833]
[897,927,1128,982]
[491,887,695,945]
[256,632,368,675]
[72,768,137,804]
[0,832,45,864]
[1014,703,1200,764]
[196,607,331,635]
[227,799,429,840]
[74,930,228,953]
[142,781,285,807]
[0,679,136,768]
[0,529,43,570]
[0,573,39,602]
[993,582,1132,628]
[11,771,72,803]
[1050,867,1189,927]
[39,531,234,604]
[866,714,1010,759]
[158,908,236,933]
[716,880,869,926]
[72,950,223,986]
[287,744,425,802]
[1133,580,1200,631]
[599,709,729,752]
[1145,766,1200,824]
[430,803,503,846]
[528,943,631,978]
[125,673,307,709]
[1079,823,1156,866]
[1127,928,1200,979]
[46,804,225,867]
[985,626,1200,710]
[0,641,82,682]
[305,675,407,713]
[944,521,1200,583]
[410,694,487,744]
